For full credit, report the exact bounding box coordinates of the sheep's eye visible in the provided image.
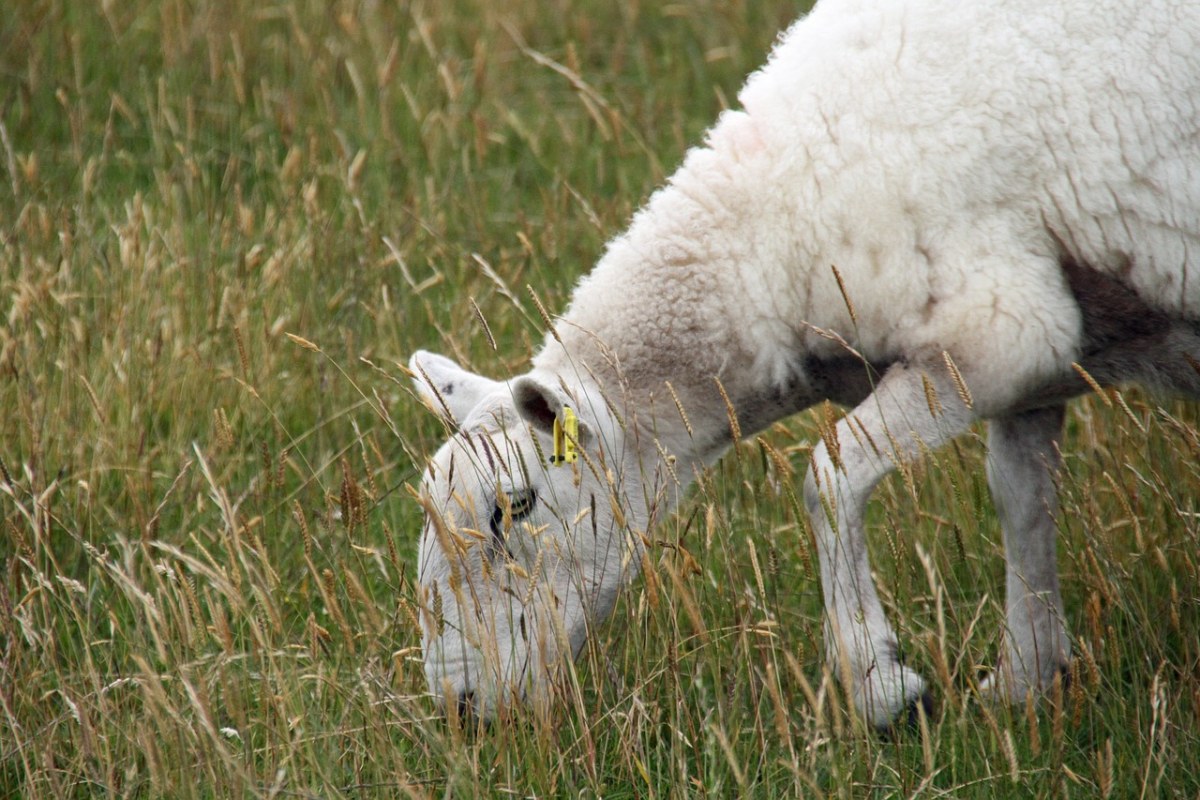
[489,489,537,550]
[506,489,537,521]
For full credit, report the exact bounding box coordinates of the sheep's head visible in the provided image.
[408,351,643,722]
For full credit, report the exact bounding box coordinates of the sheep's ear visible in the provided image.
[512,376,593,446]
[408,350,501,424]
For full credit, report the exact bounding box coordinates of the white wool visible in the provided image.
[416,0,1200,728]
[538,0,1200,419]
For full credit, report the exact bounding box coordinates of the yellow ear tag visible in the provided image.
[551,406,579,465]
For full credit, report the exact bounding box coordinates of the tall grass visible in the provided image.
[2,1,1198,796]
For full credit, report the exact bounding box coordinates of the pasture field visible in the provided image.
[2,0,1199,796]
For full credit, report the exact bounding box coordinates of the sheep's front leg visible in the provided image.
[804,361,974,732]
[979,405,1071,702]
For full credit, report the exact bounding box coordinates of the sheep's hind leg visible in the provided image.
[979,406,1071,702]
[804,360,975,733]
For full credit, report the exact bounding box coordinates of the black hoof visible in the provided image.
[456,689,476,721]
[1050,662,1072,700]
[976,661,1073,701]
[450,690,491,733]
[876,690,936,741]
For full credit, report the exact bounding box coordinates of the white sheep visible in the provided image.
[409,0,1200,731]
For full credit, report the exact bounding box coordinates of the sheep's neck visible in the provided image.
[534,234,801,474]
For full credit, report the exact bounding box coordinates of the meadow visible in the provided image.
[2,0,1199,796]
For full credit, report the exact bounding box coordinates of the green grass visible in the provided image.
[2,0,1199,796]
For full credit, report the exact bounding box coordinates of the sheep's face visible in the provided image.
[408,352,640,721]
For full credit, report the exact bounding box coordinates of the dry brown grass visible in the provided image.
[2,1,1198,796]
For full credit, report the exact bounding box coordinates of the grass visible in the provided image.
[2,0,1199,796]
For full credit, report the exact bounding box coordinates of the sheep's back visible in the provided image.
[738,0,1200,318]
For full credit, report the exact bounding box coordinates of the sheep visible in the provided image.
[408,0,1200,732]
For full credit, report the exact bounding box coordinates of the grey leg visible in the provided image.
[980,404,1071,702]
[805,360,975,730]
